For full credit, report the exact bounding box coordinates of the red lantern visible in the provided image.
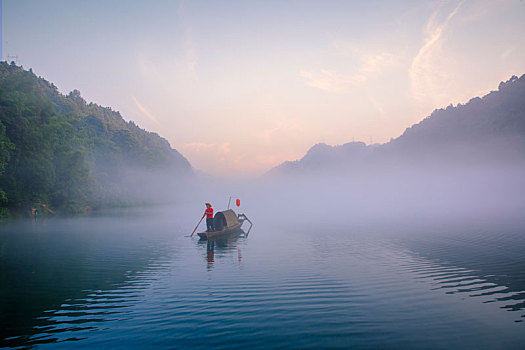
[236,199,240,207]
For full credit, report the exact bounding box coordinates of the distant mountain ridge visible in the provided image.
[0,62,192,215]
[270,74,525,175]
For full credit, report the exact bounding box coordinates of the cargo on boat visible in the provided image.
[197,209,253,240]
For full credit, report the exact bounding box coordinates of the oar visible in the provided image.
[190,215,205,237]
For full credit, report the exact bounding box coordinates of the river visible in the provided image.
[1,207,524,349]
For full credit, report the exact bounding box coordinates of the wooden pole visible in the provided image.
[190,215,205,237]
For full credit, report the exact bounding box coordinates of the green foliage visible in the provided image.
[0,62,192,214]
[0,120,14,174]
[0,114,15,211]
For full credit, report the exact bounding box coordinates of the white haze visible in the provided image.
[154,159,525,237]
[260,165,525,229]
[106,75,525,235]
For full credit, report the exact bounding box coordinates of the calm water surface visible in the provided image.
[1,208,524,349]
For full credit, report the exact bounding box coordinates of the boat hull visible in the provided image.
[197,223,243,240]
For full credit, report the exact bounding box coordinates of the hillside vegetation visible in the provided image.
[260,75,525,227]
[270,74,525,175]
[0,62,192,216]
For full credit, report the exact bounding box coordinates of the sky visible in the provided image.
[2,0,525,176]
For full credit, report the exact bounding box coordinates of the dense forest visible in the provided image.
[0,62,192,217]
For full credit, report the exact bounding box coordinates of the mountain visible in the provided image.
[0,62,193,216]
[269,141,377,174]
[270,74,525,176]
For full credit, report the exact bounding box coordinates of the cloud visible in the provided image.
[301,45,399,93]
[368,96,388,120]
[218,142,231,155]
[409,1,463,101]
[181,142,231,155]
[360,52,397,74]
[180,142,215,151]
[300,69,366,93]
[132,96,161,125]
[261,118,304,142]
[180,139,301,176]
[500,47,515,61]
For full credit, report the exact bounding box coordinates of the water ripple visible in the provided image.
[2,218,525,349]
[400,250,525,322]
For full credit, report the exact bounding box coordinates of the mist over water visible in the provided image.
[250,162,525,231]
[2,165,525,349]
[3,94,525,348]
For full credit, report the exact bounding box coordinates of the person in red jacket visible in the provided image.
[203,203,214,232]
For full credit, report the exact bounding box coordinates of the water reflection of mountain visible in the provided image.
[0,218,173,348]
[197,231,247,270]
[399,226,525,322]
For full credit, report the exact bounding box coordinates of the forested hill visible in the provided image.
[0,62,193,216]
[270,74,525,175]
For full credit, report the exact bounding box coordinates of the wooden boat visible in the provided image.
[197,209,253,240]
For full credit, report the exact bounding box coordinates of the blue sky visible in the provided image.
[3,0,525,176]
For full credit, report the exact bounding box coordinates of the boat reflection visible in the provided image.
[197,230,247,270]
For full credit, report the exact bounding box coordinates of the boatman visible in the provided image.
[204,203,214,232]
